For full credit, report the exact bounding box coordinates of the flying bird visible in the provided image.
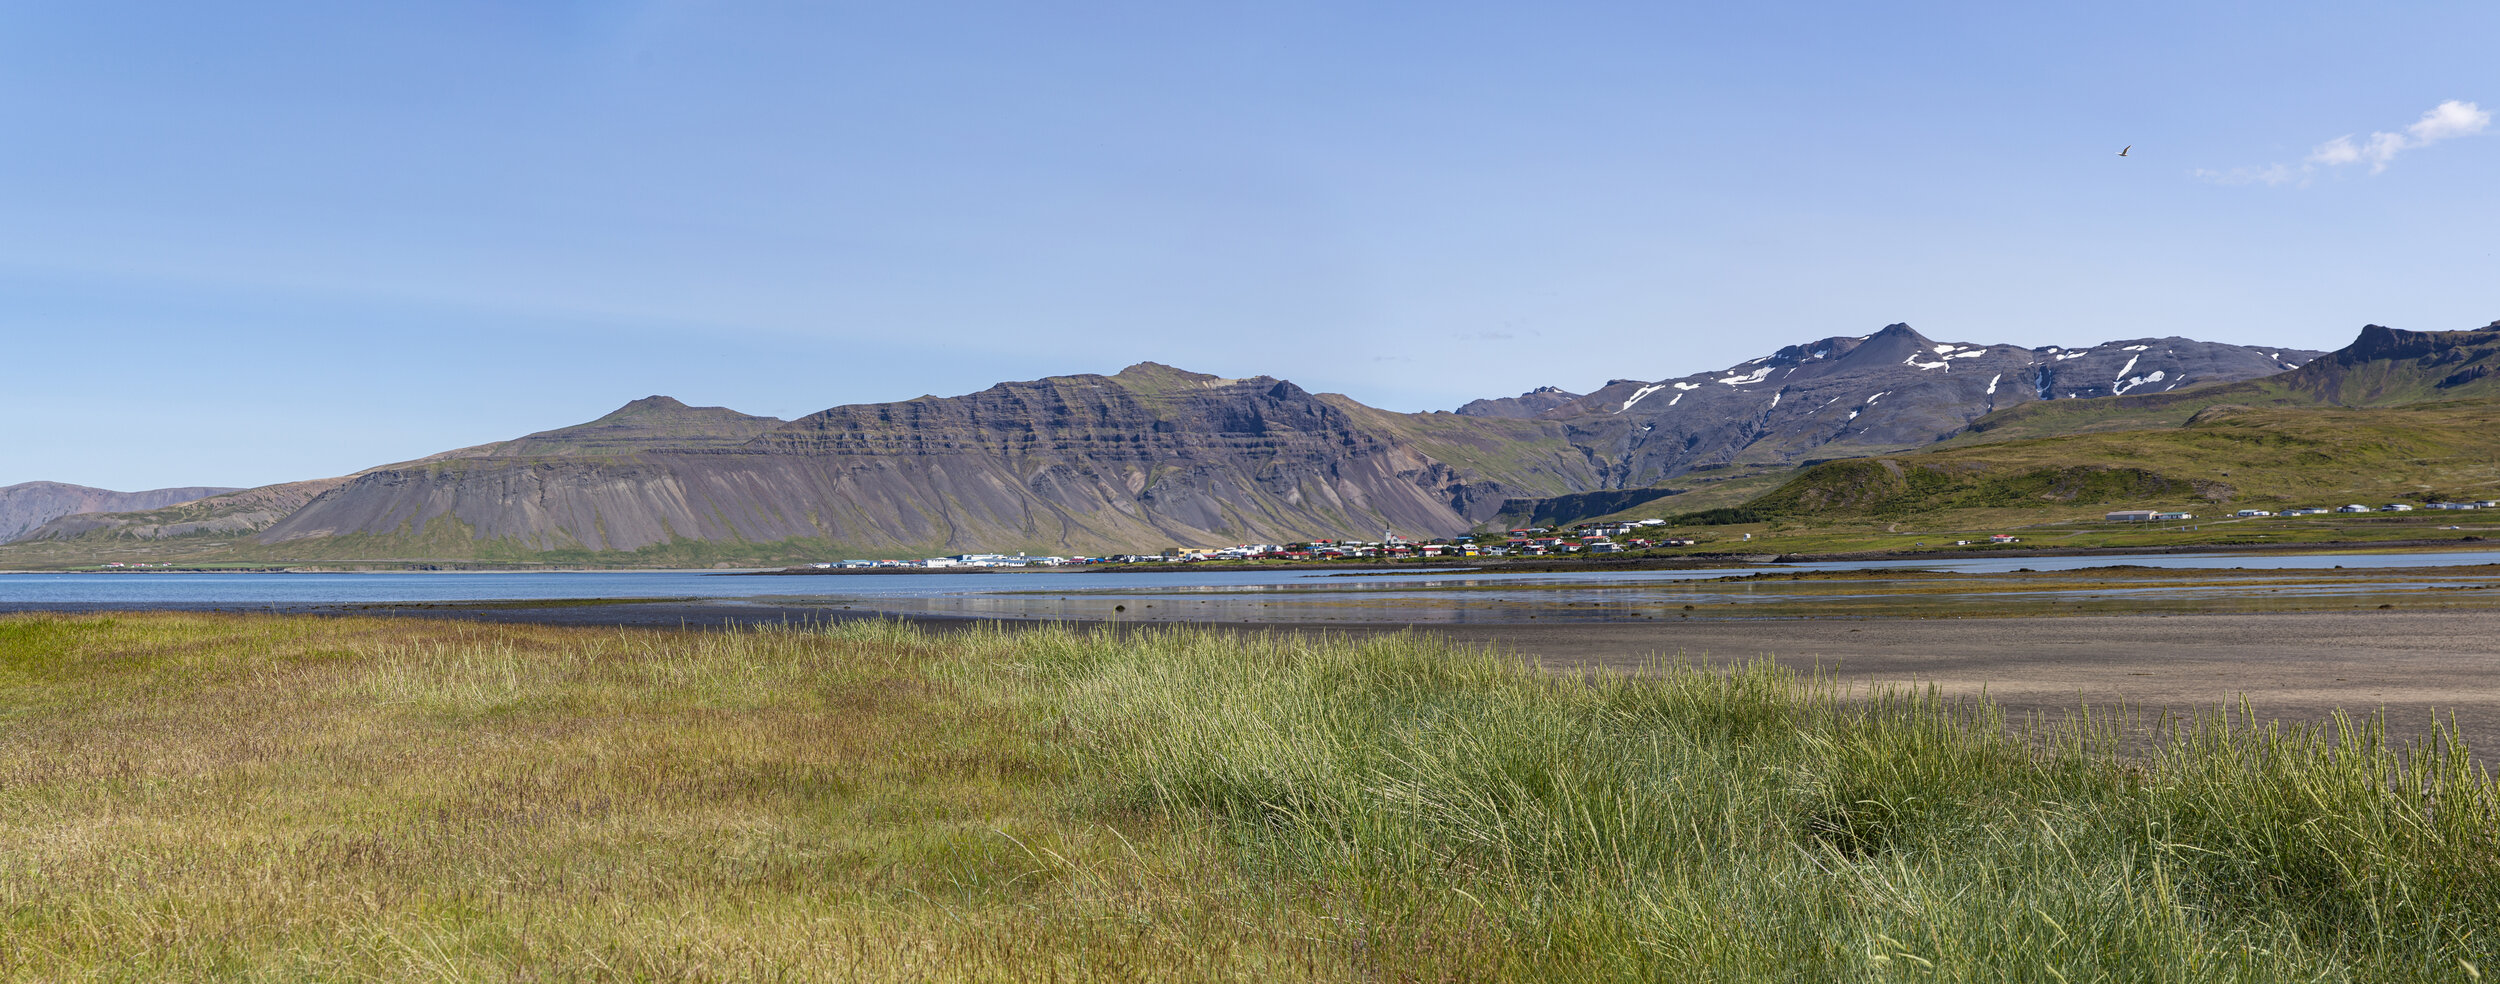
[2117,145,2131,157]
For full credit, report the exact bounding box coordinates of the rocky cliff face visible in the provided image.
[18,326,2335,558]
[1539,324,2321,487]
[0,483,238,543]
[2266,323,2500,403]
[257,364,1609,553]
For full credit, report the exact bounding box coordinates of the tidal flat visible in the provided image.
[1,612,2495,981]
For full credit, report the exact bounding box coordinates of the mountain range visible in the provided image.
[0,482,240,543]
[1712,322,2500,526]
[9,321,2430,562]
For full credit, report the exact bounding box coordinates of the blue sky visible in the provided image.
[4,1,2496,490]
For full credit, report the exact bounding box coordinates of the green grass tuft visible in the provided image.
[0,614,2492,980]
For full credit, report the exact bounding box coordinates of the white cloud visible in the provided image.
[2408,99,2490,142]
[2307,135,2360,166]
[2208,100,2488,184]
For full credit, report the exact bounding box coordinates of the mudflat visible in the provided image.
[1412,610,2500,751]
[11,596,2494,752]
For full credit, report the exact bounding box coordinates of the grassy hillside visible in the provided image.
[1317,395,1615,500]
[1570,463,1801,526]
[1568,398,2500,558]
[1957,324,2500,445]
[2,613,2491,980]
[1748,399,2500,521]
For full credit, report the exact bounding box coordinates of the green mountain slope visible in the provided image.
[1714,398,2500,526]
[1954,324,2500,444]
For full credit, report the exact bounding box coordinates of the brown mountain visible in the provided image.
[14,398,791,547]
[15,479,349,544]
[12,327,2333,560]
[0,482,238,543]
[251,364,1608,555]
[419,396,786,459]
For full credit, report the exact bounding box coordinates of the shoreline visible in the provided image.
[3,532,2492,577]
[8,599,2496,756]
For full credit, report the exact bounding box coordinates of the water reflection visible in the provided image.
[8,549,2500,623]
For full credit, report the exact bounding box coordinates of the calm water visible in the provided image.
[4,547,2498,611]
[0,568,1479,605]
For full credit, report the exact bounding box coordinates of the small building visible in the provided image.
[2154,512,2194,521]
[1990,534,2020,543]
[2427,502,2478,510]
[2337,504,2372,513]
[2234,509,2273,517]
[2380,504,2414,512]
[2105,510,2159,522]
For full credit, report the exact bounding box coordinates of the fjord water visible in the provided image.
[4,547,2499,613]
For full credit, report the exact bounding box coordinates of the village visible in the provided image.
[810,495,2500,571]
[2107,499,2500,522]
[811,519,1711,570]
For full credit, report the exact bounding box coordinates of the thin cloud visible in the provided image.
[2200,100,2489,185]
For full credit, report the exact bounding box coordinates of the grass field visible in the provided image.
[2,613,2495,980]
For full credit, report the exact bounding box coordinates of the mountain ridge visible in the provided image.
[5,324,2353,560]
[0,483,240,543]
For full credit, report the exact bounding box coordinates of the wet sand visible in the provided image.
[1418,612,2500,752]
[12,600,2497,754]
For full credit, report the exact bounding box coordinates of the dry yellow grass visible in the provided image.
[0,614,1342,981]
[3,612,2494,981]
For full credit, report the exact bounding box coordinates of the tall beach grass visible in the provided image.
[0,612,2492,980]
